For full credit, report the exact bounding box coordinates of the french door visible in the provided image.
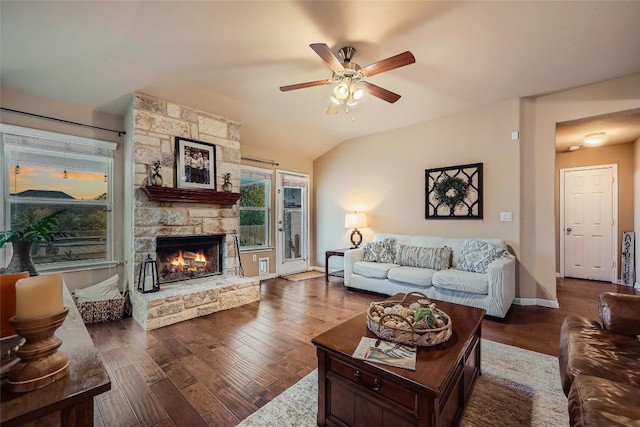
[560,165,617,282]
[275,170,309,275]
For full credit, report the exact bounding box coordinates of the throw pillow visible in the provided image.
[362,238,397,263]
[456,240,509,274]
[396,245,452,270]
[73,274,122,303]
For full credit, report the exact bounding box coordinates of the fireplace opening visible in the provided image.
[156,235,224,284]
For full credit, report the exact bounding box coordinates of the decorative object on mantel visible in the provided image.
[221,172,233,192]
[175,136,217,190]
[366,292,452,347]
[137,254,160,293]
[0,210,67,276]
[6,273,69,393]
[0,271,29,379]
[149,160,163,186]
[141,185,241,205]
[425,163,483,219]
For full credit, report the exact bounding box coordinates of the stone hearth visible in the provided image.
[133,275,260,331]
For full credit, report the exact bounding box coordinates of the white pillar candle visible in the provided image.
[144,275,153,292]
[14,273,64,320]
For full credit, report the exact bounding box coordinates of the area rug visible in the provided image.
[281,271,325,281]
[237,339,569,427]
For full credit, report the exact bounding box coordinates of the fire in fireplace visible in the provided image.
[156,235,224,284]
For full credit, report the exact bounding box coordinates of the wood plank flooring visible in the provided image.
[87,276,638,426]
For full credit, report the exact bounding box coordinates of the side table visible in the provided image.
[325,248,350,281]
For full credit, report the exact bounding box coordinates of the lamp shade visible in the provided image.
[345,213,367,229]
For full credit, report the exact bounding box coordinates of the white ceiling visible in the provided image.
[1,1,640,160]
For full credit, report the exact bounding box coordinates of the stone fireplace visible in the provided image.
[127,92,260,331]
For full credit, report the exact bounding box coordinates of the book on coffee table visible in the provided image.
[352,337,417,370]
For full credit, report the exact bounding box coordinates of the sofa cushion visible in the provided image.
[431,269,488,295]
[362,238,397,263]
[456,239,509,274]
[387,266,435,288]
[395,244,452,270]
[353,261,399,279]
[568,375,640,427]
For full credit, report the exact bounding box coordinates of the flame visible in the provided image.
[195,251,206,262]
[171,250,186,267]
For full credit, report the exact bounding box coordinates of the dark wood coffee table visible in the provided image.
[312,294,485,427]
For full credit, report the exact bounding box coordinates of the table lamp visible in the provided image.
[345,212,367,248]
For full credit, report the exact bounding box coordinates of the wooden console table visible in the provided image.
[325,248,350,281]
[1,285,111,426]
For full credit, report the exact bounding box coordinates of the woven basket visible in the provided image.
[366,292,452,347]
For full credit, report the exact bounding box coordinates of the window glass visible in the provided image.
[3,129,114,267]
[239,168,270,249]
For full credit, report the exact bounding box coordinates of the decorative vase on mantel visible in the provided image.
[5,241,38,276]
[221,173,232,192]
[149,160,163,187]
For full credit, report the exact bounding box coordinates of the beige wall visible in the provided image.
[520,73,640,301]
[314,99,522,291]
[239,143,314,277]
[634,137,640,287]
[0,86,126,291]
[555,143,635,277]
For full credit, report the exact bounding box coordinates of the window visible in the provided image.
[1,125,116,270]
[239,166,271,249]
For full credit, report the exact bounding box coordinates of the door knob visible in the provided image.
[566,228,572,235]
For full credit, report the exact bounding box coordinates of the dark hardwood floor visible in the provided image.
[87,276,638,426]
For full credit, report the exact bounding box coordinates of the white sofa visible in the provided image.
[344,233,515,318]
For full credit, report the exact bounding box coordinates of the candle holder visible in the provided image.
[5,307,69,393]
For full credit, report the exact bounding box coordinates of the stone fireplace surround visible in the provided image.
[128,93,259,331]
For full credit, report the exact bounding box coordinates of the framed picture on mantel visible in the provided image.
[175,137,217,190]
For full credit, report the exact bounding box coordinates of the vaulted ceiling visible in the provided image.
[1,1,639,159]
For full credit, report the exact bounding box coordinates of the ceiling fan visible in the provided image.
[280,43,415,114]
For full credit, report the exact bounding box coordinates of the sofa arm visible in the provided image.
[344,248,364,287]
[598,292,640,337]
[486,256,516,317]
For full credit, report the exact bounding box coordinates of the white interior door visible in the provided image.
[276,170,309,275]
[561,165,617,282]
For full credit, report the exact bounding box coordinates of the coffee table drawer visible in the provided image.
[328,355,417,412]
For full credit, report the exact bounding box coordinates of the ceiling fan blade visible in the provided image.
[279,79,331,92]
[360,51,415,77]
[310,43,344,73]
[326,103,339,115]
[360,81,401,103]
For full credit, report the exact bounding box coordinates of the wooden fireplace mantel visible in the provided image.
[141,185,241,205]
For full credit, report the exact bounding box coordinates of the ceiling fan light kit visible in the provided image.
[280,43,415,115]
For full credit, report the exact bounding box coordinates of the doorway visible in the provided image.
[275,170,309,275]
[560,165,618,282]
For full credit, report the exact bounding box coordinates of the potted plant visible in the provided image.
[0,210,67,276]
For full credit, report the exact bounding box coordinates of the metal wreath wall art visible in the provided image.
[425,163,483,219]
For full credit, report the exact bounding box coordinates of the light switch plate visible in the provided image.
[500,212,512,222]
[511,131,519,141]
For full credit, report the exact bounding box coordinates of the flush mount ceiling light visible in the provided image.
[584,132,607,146]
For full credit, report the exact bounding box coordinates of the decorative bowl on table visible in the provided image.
[366,292,452,347]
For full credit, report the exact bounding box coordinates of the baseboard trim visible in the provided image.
[514,298,559,309]
[250,273,278,280]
